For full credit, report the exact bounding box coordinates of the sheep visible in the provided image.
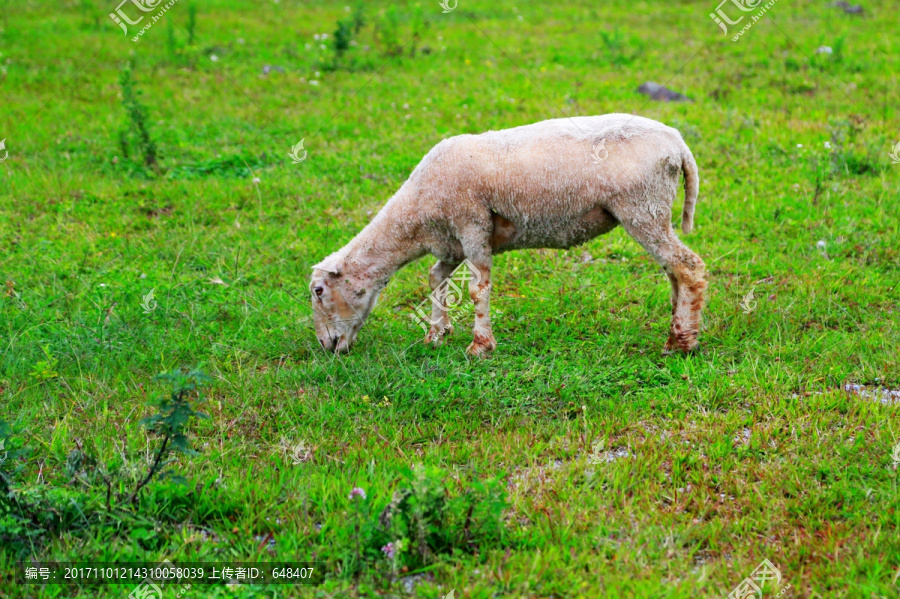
[309,114,707,356]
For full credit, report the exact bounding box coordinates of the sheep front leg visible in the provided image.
[424,260,458,347]
[466,259,496,357]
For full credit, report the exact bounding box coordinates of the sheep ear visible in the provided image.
[312,255,344,276]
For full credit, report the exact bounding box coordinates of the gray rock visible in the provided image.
[830,1,863,14]
[637,81,690,102]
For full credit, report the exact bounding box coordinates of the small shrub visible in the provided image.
[325,3,426,70]
[78,0,101,29]
[166,17,177,60]
[128,367,211,503]
[28,345,59,381]
[351,3,365,33]
[408,3,429,57]
[0,367,213,555]
[118,62,159,170]
[334,18,353,60]
[375,6,403,57]
[187,2,197,46]
[831,34,846,62]
[0,420,28,498]
[599,28,643,67]
[369,465,507,572]
[0,421,90,554]
[827,116,882,175]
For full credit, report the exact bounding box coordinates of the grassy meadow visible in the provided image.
[1,0,899,596]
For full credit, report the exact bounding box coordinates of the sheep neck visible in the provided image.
[341,196,427,289]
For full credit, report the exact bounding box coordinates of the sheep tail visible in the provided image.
[680,143,699,235]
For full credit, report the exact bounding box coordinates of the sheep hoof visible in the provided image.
[466,334,497,357]
[663,334,699,355]
[424,324,453,347]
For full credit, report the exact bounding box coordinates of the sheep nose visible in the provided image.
[319,335,339,352]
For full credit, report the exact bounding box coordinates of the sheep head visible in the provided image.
[309,254,380,353]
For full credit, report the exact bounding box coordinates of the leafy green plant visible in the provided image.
[375,6,402,57]
[805,142,831,205]
[128,367,210,504]
[77,0,100,29]
[0,420,32,549]
[372,4,430,58]
[351,3,365,33]
[598,28,643,67]
[187,2,197,46]
[161,4,200,66]
[373,465,507,570]
[28,345,59,381]
[166,17,177,61]
[0,420,28,499]
[0,421,88,554]
[328,3,424,69]
[334,18,353,60]
[831,34,846,62]
[118,62,159,170]
[407,3,429,58]
[1,367,215,554]
[825,116,883,175]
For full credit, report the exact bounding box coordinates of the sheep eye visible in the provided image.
[314,286,324,298]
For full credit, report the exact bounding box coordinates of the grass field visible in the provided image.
[1,0,899,597]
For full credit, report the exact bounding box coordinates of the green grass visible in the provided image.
[1,0,899,596]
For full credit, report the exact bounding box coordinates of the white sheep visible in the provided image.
[310,114,707,356]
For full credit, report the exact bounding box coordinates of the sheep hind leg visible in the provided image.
[663,253,706,354]
[424,260,459,347]
[620,219,707,353]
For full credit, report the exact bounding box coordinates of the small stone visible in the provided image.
[830,1,863,14]
[637,82,690,102]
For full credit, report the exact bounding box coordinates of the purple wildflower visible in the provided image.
[381,542,396,559]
